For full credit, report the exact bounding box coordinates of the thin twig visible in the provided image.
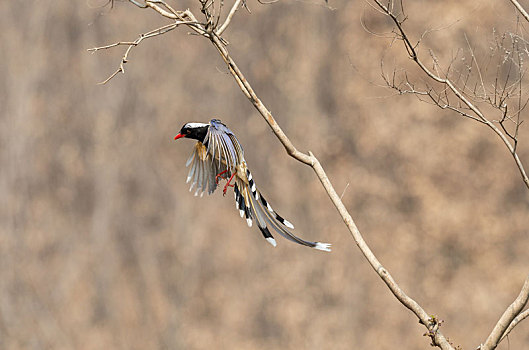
[88,21,194,84]
[216,0,242,35]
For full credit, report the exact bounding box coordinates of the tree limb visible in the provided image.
[508,0,529,22]
[498,308,529,344]
[480,275,529,350]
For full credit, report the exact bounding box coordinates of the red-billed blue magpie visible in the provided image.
[174,119,331,252]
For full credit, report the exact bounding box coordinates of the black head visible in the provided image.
[174,122,209,142]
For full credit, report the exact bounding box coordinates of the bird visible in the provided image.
[174,118,331,252]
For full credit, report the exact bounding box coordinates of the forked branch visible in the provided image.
[481,275,529,350]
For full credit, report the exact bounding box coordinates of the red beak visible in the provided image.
[174,133,185,140]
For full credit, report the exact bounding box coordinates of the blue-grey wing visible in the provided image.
[205,119,244,171]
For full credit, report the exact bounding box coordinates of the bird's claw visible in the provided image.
[222,183,233,196]
[215,170,228,184]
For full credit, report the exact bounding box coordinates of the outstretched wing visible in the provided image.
[186,142,225,196]
[185,119,244,197]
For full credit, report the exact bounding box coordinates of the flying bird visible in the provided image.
[174,119,331,252]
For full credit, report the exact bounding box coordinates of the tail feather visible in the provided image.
[246,169,294,230]
[250,192,321,249]
[233,174,331,252]
[247,193,277,247]
[234,183,252,227]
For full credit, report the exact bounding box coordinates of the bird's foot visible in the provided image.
[222,172,237,196]
[222,183,234,196]
[215,170,228,184]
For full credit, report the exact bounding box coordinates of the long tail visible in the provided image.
[233,169,331,252]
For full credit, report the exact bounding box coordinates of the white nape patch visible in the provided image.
[266,237,277,247]
[314,242,332,252]
[239,209,244,218]
[247,172,252,181]
[266,203,274,212]
[185,122,209,128]
[251,183,256,192]
[246,217,253,227]
[283,219,294,230]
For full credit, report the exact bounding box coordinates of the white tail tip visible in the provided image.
[283,219,294,230]
[246,217,253,227]
[314,242,331,252]
[266,237,277,247]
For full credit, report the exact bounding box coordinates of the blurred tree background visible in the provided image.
[0,0,528,349]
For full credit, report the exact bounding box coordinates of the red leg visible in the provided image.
[215,170,228,184]
[223,172,236,196]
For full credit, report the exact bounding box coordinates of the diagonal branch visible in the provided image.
[508,0,529,23]
[208,12,455,350]
[498,308,529,344]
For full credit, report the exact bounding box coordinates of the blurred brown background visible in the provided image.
[1,0,528,349]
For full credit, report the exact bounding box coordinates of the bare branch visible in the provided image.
[498,308,529,344]
[481,275,529,350]
[464,33,487,99]
[371,0,529,190]
[88,21,194,84]
[208,17,456,350]
[216,0,243,35]
[508,0,529,23]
